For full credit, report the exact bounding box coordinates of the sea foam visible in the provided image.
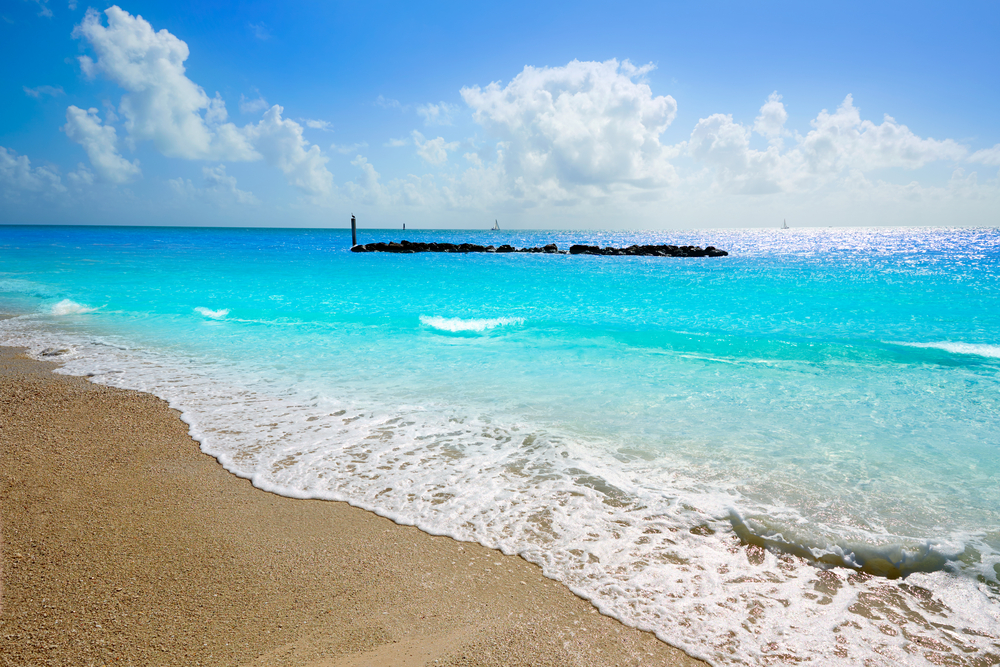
[419,315,524,332]
[50,299,98,315]
[4,225,1000,666]
[893,341,1000,359]
[195,307,230,320]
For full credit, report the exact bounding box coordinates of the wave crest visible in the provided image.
[195,307,230,320]
[420,315,524,332]
[892,341,1000,359]
[50,299,98,316]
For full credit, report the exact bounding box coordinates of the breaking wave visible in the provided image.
[892,341,1000,359]
[50,299,98,316]
[419,315,524,332]
[195,307,230,320]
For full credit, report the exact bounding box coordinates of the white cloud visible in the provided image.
[30,0,52,18]
[969,144,1000,166]
[376,95,403,109]
[411,131,459,165]
[344,155,385,204]
[61,105,141,184]
[0,146,65,194]
[461,59,679,202]
[169,164,259,205]
[23,85,64,98]
[68,0,76,9]
[67,163,95,187]
[248,22,270,41]
[71,7,336,199]
[102,99,119,122]
[331,141,368,154]
[689,112,783,194]
[202,164,258,204]
[240,92,269,115]
[798,95,966,172]
[243,105,334,197]
[303,119,333,131]
[687,93,970,195]
[753,91,788,144]
[416,102,458,126]
[384,137,409,147]
[73,6,257,161]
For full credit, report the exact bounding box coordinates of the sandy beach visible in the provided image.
[0,345,705,666]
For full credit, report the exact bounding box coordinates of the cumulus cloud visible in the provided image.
[70,6,335,198]
[201,164,258,203]
[169,164,259,205]
[67,163,95,187]
[331,141,368,154]
[798,95,966,172]
[0,146,65,195]
[688,93,969,194]
[73,6,257,161]
[416,102,458,126]
[969,144,1000,166]
[239,92,269,115]
[23,85,64,98]
[412,131,458,165]
[243,105,333,197]
[102,99,119,122]
[689,112,783,194]
[753,91,788,144]
[303,119,332,131]
[344,155,385,204]
[461,59,679,202]
[61,105,141,183]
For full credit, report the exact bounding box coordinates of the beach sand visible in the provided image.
[0,345,705,666]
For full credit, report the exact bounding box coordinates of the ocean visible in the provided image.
[1,224,998,665]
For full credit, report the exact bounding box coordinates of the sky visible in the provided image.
[2,0,999,229]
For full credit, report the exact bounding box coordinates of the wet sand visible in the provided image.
[0,345,706,666]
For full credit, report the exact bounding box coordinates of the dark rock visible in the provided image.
[352,239,728,257]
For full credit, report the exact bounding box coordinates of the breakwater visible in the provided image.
[351,239,728,257]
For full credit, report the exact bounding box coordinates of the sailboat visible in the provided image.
[781,219,789,229]
[492,220,500,230]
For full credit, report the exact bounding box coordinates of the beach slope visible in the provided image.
[0,346,704,666]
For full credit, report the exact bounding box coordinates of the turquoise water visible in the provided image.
[2,225,999,664]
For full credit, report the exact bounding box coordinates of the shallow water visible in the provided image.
[2,225,998,664]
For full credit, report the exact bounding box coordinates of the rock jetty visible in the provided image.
[351,240,727,257]
[568,244,727,257]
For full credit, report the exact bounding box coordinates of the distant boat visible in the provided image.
[492,220,500,230]
[781,219,789,230]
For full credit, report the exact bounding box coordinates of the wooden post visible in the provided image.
[351,214,357,247]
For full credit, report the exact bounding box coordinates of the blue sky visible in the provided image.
[2,0,998,228]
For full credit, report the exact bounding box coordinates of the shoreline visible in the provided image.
[0,345,705,666]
